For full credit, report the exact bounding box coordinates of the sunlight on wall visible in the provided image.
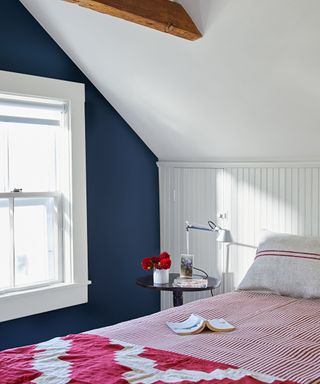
[224,167,320,286]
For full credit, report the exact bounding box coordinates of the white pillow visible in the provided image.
[237,230,320,298]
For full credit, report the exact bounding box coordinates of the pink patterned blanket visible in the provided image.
[2,291,320,383]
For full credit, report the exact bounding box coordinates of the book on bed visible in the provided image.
[166,314,235,335]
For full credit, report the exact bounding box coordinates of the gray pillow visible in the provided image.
[237,230,320,298]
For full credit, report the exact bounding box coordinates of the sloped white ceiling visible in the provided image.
[21,0,320,161]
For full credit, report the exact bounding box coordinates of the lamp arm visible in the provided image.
[185,220,220,232]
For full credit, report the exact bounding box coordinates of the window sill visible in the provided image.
[0,281,91,322]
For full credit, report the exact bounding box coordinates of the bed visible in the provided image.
[2,290,320,384]
[3,230,320,384]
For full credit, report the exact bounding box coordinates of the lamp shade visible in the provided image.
[216,229,233,243]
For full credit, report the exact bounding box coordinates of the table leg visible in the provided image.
[173,291,183,307]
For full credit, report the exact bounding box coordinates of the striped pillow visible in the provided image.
[237,230,320,298]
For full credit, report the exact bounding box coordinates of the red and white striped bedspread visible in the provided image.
[1,291,320,383]
[89,291,320,384]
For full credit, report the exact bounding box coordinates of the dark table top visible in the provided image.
[136,273,220,292]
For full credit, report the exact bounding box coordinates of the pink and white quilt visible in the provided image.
[2,291,320,383]
[0,333,295,384]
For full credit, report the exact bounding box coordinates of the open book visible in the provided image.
[166,314,235,335]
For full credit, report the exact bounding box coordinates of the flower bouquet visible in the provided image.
[141,252,171,284]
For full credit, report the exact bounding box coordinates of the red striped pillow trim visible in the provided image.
[255,253,320,262]
[256,249,320,257]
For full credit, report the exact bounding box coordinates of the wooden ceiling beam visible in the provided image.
[64,0,202,41]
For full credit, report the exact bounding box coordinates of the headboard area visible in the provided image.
[158,162,320,309]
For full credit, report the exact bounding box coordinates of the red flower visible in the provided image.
[141,257,153,271]
[159,251,170,260]
[141,252,171,271]
[151,256,160,264]
[159,258,171,270]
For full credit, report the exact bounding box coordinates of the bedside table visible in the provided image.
[136,273,220,307]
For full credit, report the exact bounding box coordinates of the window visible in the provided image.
[0,96,65,292]
[0,70,88,321]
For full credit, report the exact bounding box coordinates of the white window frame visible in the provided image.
[0,70,89,322]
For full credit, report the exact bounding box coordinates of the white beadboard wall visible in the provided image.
[159,162,320,310]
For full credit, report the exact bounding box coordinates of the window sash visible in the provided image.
[0,191,62,295]
[0,122,60,193]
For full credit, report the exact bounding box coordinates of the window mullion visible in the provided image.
[6,126,10,192]
[9,197,15,289]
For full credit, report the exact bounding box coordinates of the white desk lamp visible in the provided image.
[185,220,236,292]
[185,220,257,292]
[185,220,233,252]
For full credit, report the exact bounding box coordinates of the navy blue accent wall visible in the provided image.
[0,0,160,350]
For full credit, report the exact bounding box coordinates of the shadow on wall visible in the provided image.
[180,0,232,34]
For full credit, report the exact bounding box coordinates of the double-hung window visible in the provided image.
[0,70,88,321]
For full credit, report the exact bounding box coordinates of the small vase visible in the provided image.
[153,268,169,284]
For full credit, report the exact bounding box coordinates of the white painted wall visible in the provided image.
[159,166,224,308]
[159,162,320,309]
[21,0,320,162]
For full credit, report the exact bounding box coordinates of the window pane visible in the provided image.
[8,123,57,192]
[14,197,58,287]
[0,199,11,290]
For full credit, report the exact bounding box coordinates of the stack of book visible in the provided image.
[173,277,208,288]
